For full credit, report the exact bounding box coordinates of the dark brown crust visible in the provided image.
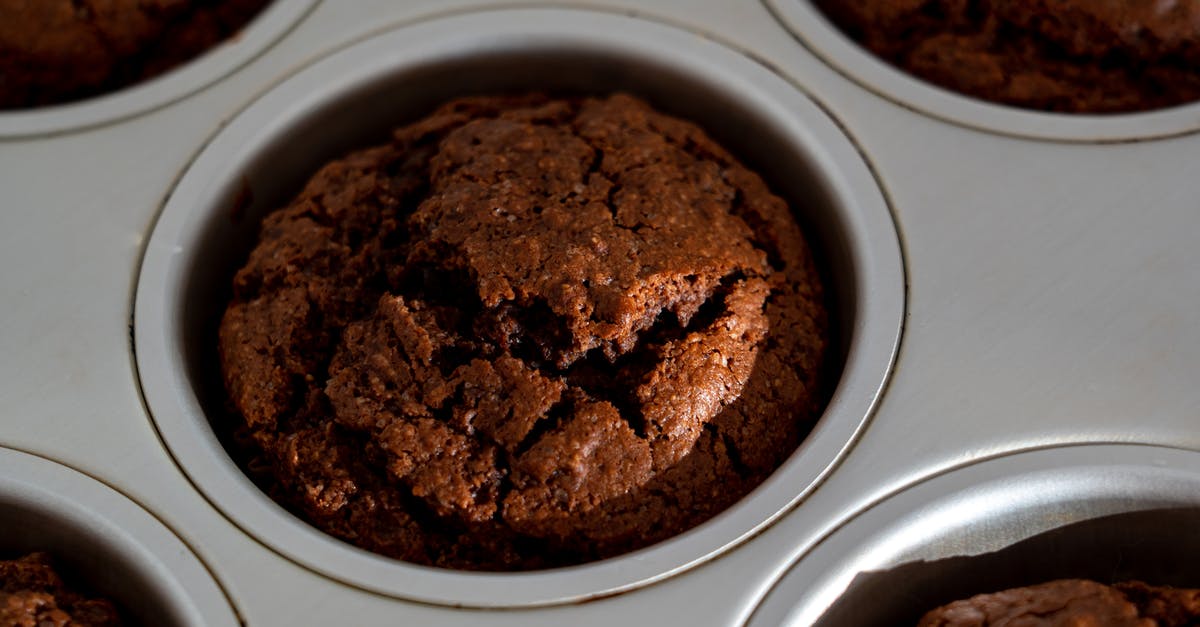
[0,0,271,109]
[814,0,1200,113]
[0,553,122,627]
[218,93,829,570]
[918,579,1200,626]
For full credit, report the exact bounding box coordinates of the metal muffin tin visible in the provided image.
[0,1,319,139]
[747,445,1200,626]
[134,8,903,608]
[0,447,237,626]
[764,0,1200,142]
[3,0,1199,624]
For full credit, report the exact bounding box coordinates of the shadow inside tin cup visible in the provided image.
[763,0,1200,142]
[0,1,319,138]
[814,508,1200,626]
[0,497,180,626]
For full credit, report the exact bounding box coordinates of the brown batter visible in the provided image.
[219,93,829,570]
[815,0,1200,113]
[0,0,271,109]
[919,579,1200,626]
[0,553,122,627]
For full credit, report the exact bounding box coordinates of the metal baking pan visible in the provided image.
[746,445,1200,626]
[0,447,237,626]
[2,1,1198,624]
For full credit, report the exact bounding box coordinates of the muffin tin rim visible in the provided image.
[131,5,905,610]
[0,445,240,627]
[763,0,1200,144]
[744,443,1200,627]
[0,0,321,140]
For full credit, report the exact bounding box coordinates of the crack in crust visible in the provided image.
[219,93,829,569]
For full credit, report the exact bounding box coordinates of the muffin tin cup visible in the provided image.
[746,444,1200,626]
[763,0,1200,143]
[0,0,319,139]
[0,446,238,626]
[132,7,904,609]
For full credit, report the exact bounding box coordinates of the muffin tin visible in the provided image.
[764,0,1200,142]
[0,447,237,626]
[3,0,1199,624]
[134,8,902,607]
[0,1,319,138]
[746,445,1200,626]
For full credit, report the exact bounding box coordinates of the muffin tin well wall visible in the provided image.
[0,0,320,138]
[133,7,903,608]
[815,508,1200,625]
[763,0,1200,142]
[0,448,238,627]
[747,445,1200,627]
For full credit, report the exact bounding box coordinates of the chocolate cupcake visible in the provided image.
[218,92,830,570]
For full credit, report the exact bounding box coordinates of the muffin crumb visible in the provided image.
[0,553,123,627]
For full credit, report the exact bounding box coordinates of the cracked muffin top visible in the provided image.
[815,0,1200,113]
[218,93,829,570]
[0,553,122,627]
[0,0,271,109]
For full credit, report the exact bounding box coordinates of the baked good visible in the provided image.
[918,579,1200,626]
[219,92,829,570]
[814,0,1200,113]
[0,552,122,627]
[0,0,271,109]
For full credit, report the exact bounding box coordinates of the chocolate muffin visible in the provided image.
[0,553,122,627]
[918,579,1200,626]
[0,0,271,110]
[814,0,1200,113]
[218,92,829,570]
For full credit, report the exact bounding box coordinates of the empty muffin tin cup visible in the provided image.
[133,7,904,608]
[0,0,319,139]
[764,0,1200,142]
[0,447,237,626]
[748,444,1200,626]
